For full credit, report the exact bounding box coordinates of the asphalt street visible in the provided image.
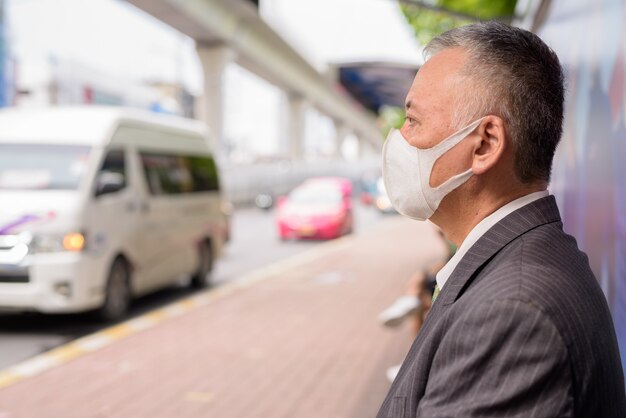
[0,201,392,370]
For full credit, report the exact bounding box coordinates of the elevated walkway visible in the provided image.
[127,0,383,150]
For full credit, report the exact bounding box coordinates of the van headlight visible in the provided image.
[28,232,86,254]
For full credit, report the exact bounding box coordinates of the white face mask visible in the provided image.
[382,118,483,221]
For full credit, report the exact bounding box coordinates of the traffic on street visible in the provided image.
[0,201,391,370]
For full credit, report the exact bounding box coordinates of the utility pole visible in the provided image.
[0,0,6,107]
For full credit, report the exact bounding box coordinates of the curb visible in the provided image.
[0,217,404,390]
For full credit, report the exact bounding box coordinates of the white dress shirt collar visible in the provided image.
[435,190,550,291]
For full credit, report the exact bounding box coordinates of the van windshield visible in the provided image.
[0,144,91,190]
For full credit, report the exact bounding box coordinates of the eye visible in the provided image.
[405,116,417,127]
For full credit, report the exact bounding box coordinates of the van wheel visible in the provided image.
[191,241,213,288]
[98,258,131,321]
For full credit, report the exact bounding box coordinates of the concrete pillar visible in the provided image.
[195,43,234,153]
[354,134,364,159]
[355,133,381,159]
[334,121,350,159]
[359,133,383,158]
[285,93,306,160]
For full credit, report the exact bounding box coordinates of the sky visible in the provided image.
[7,0,202,93]
[261,0,423,70]
[5,0,421,159]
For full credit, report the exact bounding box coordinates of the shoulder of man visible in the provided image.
[473,221,607,330]
[455,221,626,415]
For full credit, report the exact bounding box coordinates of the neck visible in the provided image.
[430,182,547,247]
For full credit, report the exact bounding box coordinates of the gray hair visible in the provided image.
[424,21,565,184]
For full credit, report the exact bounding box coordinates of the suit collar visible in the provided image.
[439,195,561,305]
[378,196,561,399]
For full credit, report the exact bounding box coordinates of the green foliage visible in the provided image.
[376,1,517,140]
[379,106,407,138]
[439,0,517,18]
[401,0,518,45]
[401,5,467,46]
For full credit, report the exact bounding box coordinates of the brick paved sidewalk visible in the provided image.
[0,217,446,418]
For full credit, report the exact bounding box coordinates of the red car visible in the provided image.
[277,177,354,240]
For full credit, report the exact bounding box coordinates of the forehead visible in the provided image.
[405,47,468,114]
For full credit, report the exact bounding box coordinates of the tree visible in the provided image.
[400,0,518,46]
[378,0,518,133]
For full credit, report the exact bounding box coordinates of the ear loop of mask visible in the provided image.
[427,118,484,192]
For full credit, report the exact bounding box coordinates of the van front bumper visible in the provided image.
[0,252,104,313]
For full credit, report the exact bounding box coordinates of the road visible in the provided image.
[0,201,392,370]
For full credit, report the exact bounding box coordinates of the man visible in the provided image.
[377,21,625,417]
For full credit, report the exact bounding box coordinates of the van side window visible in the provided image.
[140,153,168,195]
[187,156,220,192]
[139,152,219,195]
[140,154,159,195]
[173,156,195,193]
[95,149,126,197]
[140,153,193,195]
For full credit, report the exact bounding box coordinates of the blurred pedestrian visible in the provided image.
[378,231,448,382]
[378,229,454,333]
[378,229,454,382]
[377,21,625,417]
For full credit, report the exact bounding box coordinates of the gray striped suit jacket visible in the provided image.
[377,196,625,417]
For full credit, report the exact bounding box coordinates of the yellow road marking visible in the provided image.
[101,324,134,340]
[144,309,167,323]
[0,372,21,389]
[184,391,215,403]
[0,216,405,391]
[48,344,85,363]
[178,299,196,310]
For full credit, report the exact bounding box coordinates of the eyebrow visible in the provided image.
[405,100,412,110]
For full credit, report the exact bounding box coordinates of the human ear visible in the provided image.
[471,116,507,175]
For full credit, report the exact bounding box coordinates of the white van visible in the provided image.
[0,106,228,320]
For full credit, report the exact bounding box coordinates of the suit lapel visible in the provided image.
[439,195,562,305]
[381,196,562,405]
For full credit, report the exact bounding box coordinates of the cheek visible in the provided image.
[404,130,442,150]
[399,125,411,140]
[407,121,456,149]
[429,140,474,188]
